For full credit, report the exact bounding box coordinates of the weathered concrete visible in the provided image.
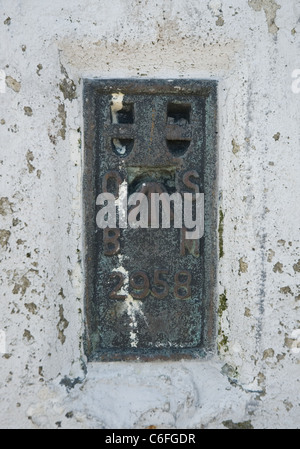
[0,0,299,429]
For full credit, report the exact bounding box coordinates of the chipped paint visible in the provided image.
[0,230,11,248]
[59,67,77,101]
[110,92,125,122]
[267,249,275,262]
[26,150,35,173]
[218,291,229,353]
[280,286,293,295]
[57,305,69,345]
[0,197,13,216]
[218,209,224,258]
[36,64,43,76]
[24,106,33,117]
[273,262,283,273]
[12,275,31,296]
[110,92,128,155]
[0,330,6,353]
[25,303,38,315]
[231,138,240,155]
[23,329,34,343]
[216,16,224,26]
[293,260,300,273]
[263,348,274,359]
[223,420,254,429]
[239,257,248,274]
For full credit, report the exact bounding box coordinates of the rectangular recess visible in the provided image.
[83,79,218,361]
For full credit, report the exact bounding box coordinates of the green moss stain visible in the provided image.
[218,209,224,258]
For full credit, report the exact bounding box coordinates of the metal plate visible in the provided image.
[83,79,218,361]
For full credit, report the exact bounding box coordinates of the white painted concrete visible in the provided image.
[0,0,299,429]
